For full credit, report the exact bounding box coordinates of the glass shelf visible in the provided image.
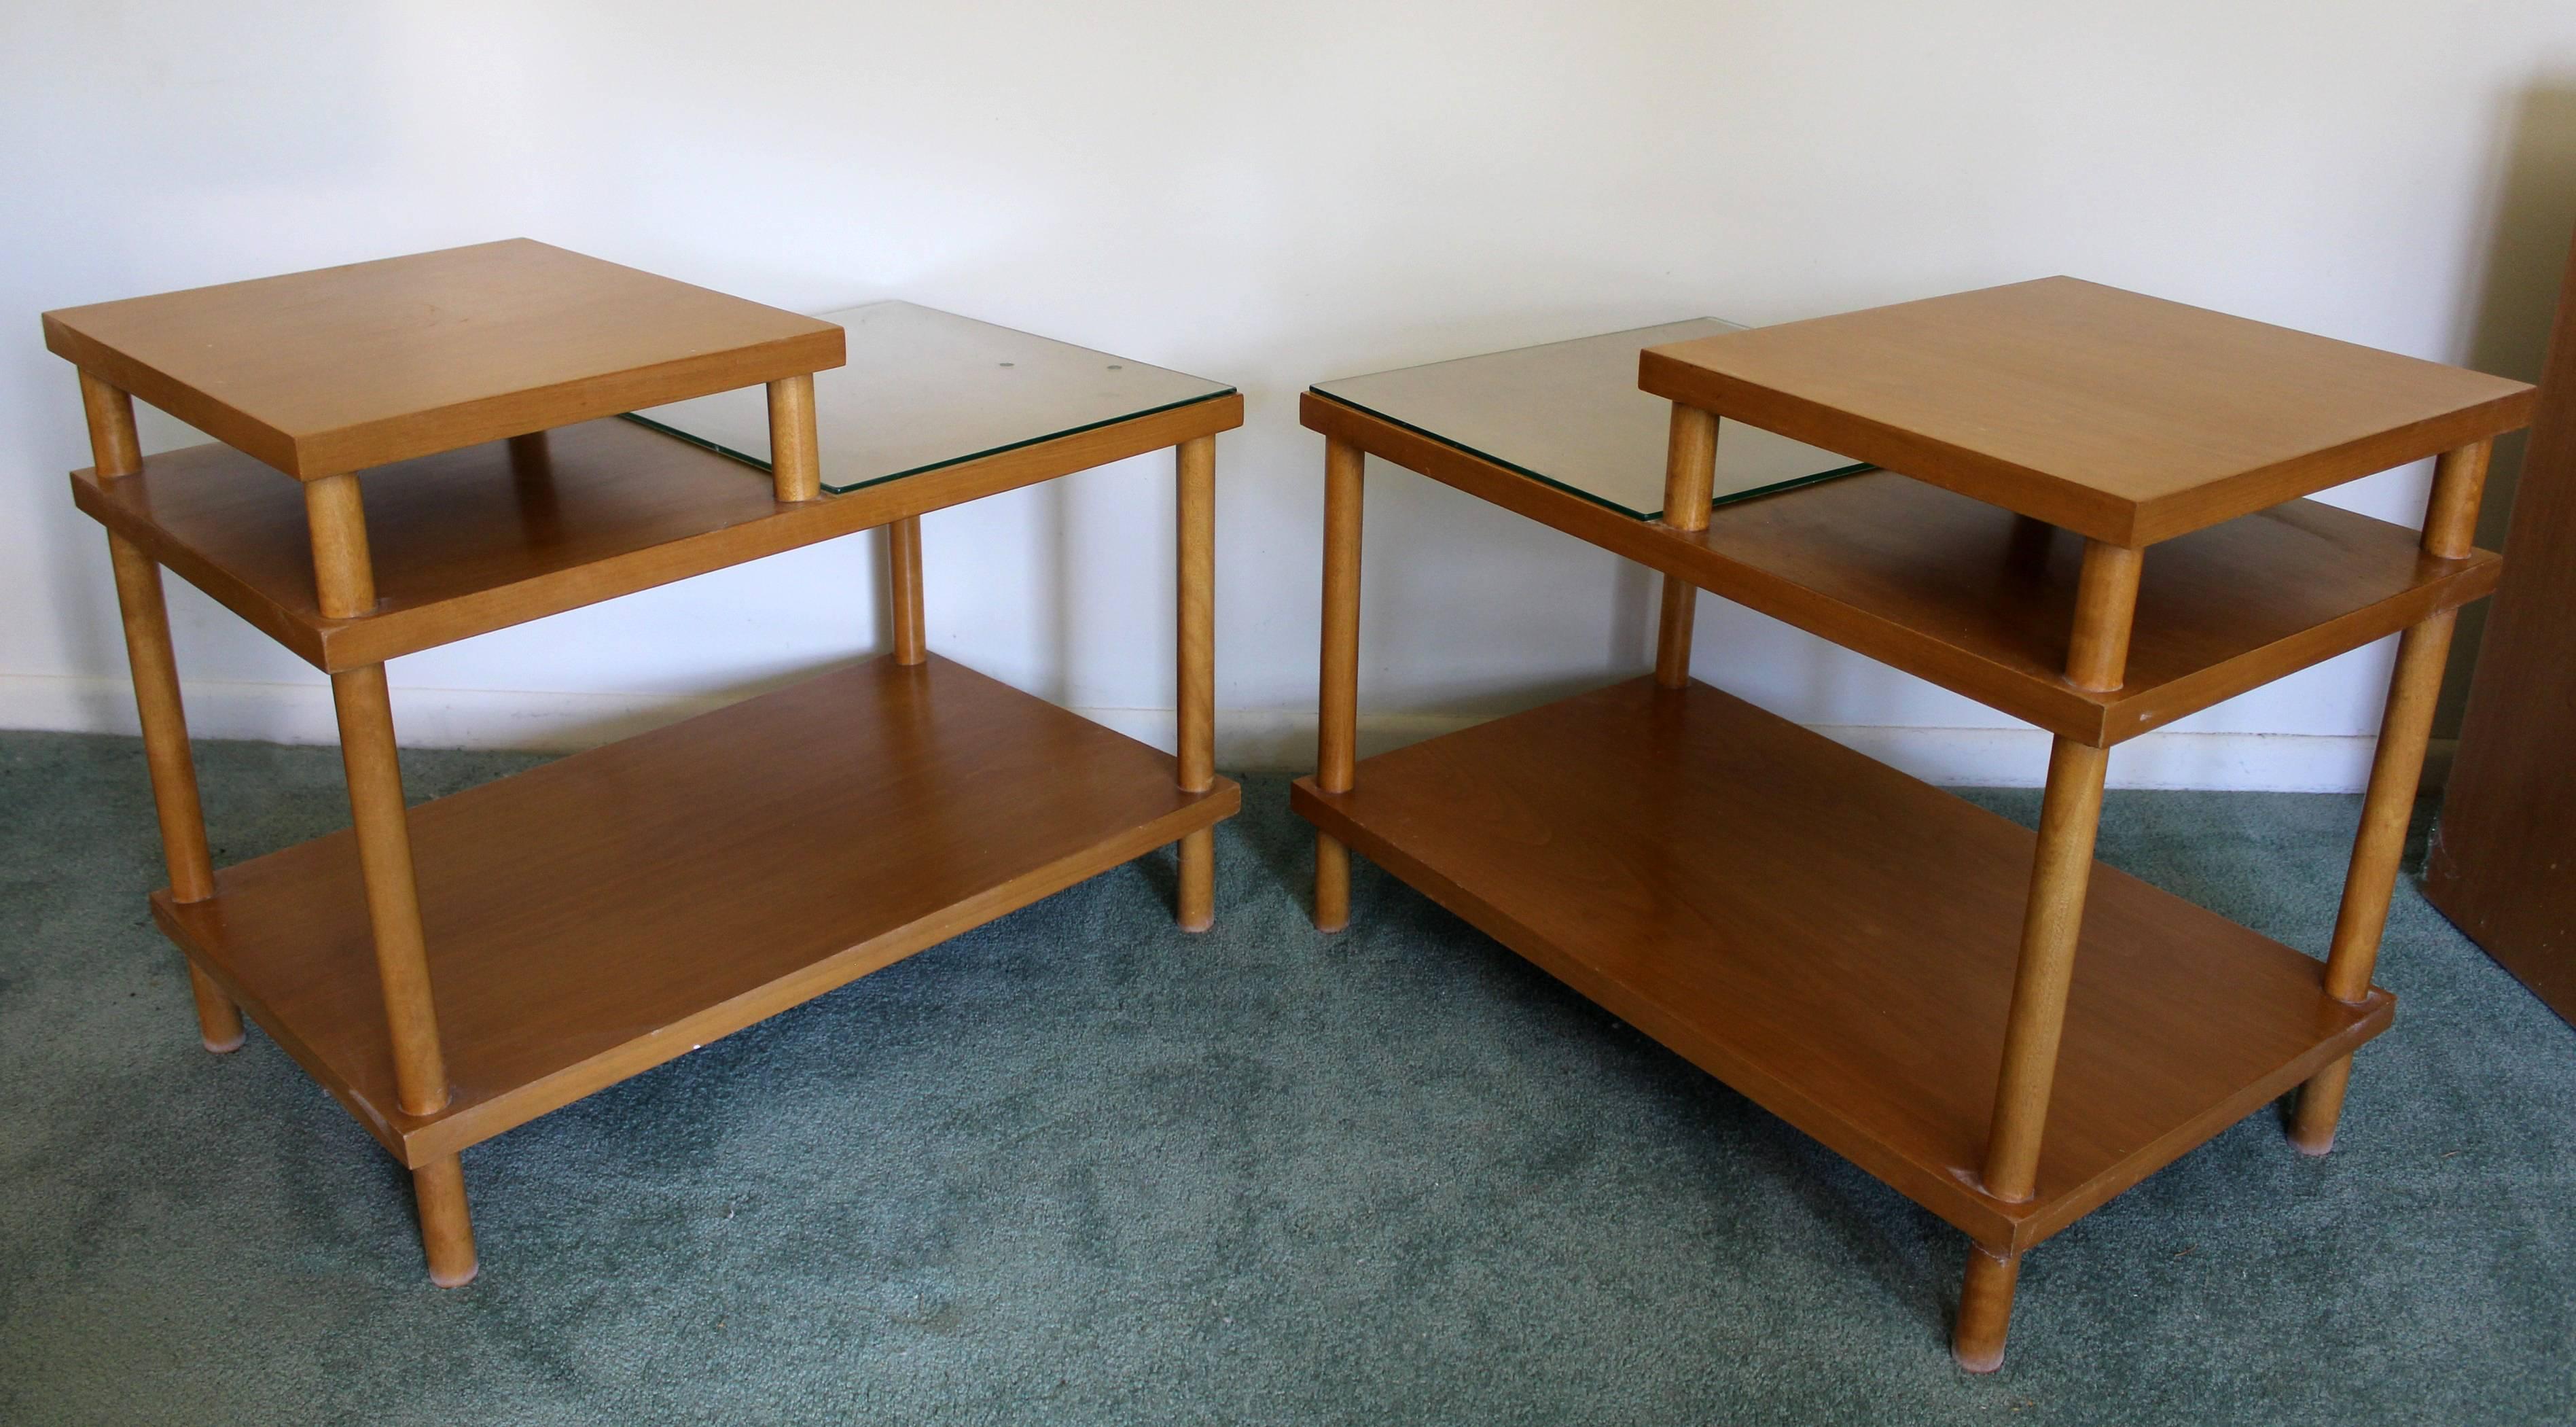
[1310,319,1869,519]
[630,301,1236,495]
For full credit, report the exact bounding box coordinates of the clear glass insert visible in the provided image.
[1310,319,1869,519]
[630,301,1236,495]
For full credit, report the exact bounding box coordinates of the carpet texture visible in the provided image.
[1,728,2570,1424]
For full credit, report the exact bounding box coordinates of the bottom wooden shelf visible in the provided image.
[160,655,1238,1165]
[1292,677,2389,1251]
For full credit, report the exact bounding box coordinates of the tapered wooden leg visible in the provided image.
[330,665,450,1117]
[767,374,821,503]
[304,473,376,619]
[1953,1244,2021,1373]
[1654,404,1719,688]
[1314,437,1365,932]
[88,373,245,1053]
[1980,736,2111,1203]
[887,516,927,665]
[2292,438,2488,1155]
[2289,610,2457,1153]
[412,1154,478,1287]
[1175,435,1217,932]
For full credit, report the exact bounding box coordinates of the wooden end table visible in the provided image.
[1295,283,2533,1369]
[48,241,1242,1284]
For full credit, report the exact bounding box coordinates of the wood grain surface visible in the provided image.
[154,656,1240,1166]
[42,240,847,478]
[1639,278,2535,545]
[1305,392,2498,745]
[1293,677,2390,1251]
[73,396,1242,671]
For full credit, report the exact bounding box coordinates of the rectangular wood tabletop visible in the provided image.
[42,239,846,478]
[1639,278,2535,545]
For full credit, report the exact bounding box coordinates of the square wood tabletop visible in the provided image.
[1639,277,2535,545]
[42,239,846,480]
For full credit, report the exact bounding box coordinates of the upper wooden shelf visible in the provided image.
[1305,391,2499,745]
[1639,278,2536,546]
[77,394,1241,673]
[41,239,846,480]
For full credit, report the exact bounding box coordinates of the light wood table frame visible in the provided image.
[50,243,1242,1284]
[1297,281,2533,1370]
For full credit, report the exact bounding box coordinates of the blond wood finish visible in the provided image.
[1291,678,2390,1253]
[2420,439,2492,561]
[1302,393,2498,747]
[1980,737,2113,1203]
[1952,1246,2020,1373]
[156,658,1240,1167]
[79,371,142,478]
[302,473,376,619]
[329,664,450,1118]
[75,400,1245,675]
[41,240,846,479]
[414,1155,477,1287]
[767,374,821,503]
[1656,404,1719,687]
[109,529,247,1053]
[1175,436,1218,932]
[1637,278,2537,546]
[887,516,927,666]
[93,374,246,1055]
[2291,436,2497,1155]
[1314,437,1367,933]
[2065,541,2144,691]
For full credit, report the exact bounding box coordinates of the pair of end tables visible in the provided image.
[48,243,2531,1372]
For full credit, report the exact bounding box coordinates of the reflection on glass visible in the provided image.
[1312,319,1868,519]
[631,301,1236,495]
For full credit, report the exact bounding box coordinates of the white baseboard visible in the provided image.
[1,672,2404,793]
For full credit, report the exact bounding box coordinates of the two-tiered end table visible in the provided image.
[48,241,1242,1285]
[1295,281,2532,1369]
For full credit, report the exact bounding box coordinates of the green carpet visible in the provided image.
[1,728,2570,1425]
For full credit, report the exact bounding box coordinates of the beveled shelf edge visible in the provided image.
[1638,344,2537,547]
[1302,390,2501,746]
[1291,762,2390,1252]
[72,391,1245,673]
[155,771,1241,1169]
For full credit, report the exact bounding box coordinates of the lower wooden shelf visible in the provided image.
[1292,677,2389,1251]
[158,654,1238,1166]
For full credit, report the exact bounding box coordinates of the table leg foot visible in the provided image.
[187,965,245,1053]
[414,1154,478,1288]
[1952,1243,2020,1372]
[1314,832,1350,933]
[2288,1054,2351,1156]
[1177,827,1215,932]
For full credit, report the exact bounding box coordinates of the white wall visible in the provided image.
[5,1,2573,788]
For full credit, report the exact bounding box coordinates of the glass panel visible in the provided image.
[1311,319,1869,519]
[630,301,1235,495]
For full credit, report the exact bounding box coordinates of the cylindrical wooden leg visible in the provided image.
[1175,436,1217,932]
[330,665,450,1117]
[103,485,242,1049]
[1314,437,1365,933]
[1654,404,1719,688]
[2290,607,2460,1154]
[1980,736,2111,1202]
[412,1153,478,1287]
[768,374,821,503]
[304,473,376,619]
[1953,1244,2022,1373]
[887,516,927,665]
